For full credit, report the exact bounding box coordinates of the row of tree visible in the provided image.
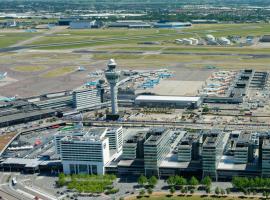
[232,177,270,190]
[138,175,158,188]
[167,175,212,188]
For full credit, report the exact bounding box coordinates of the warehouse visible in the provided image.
[260,35,270,43]
[70,20,100,29]
[153,22,191,28]
[135,95,202,109]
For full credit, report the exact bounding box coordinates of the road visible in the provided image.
[0,172,28,200]
[79,120,270,131]
[0,172,59,200]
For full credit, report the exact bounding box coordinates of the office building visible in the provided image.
[202,131,227,180]
[122,130,148,160]
[106,126,123,152]
[144,128,172,176]
[54,126,84,155]
[72,88,101,110]
[262,138,270,178]
[178,132,201,162]
[234,133,251,164]
[60,128,110,175]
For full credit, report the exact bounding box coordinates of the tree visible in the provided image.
[170,186,175,195]
[139,189,145,196]
[202,106,209,113]
[147,188,153,195]
[189,176,199,187]
[167,176,176,186]
[206,186,211,194]
[181,187,186,194]
[215,187,220,196]
[220,188,225,196]
[138,175,147,187]
[175,176,187,187]
[202,176,212,187]
[148,176,158,187]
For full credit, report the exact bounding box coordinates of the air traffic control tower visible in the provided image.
[105,59,120,120]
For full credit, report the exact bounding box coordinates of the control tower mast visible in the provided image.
[105,59,120,115]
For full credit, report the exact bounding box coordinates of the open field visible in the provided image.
[125,194,260,200]
[18,23,270,51]
[13,66,46,72]
[0,132,17,152]
[0,32,39,48]
[41,66,76,78]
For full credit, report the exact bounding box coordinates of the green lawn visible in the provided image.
[13,66,46,72]
[57,173,117,194]
[0,32,38,48]
[41,66,75,78]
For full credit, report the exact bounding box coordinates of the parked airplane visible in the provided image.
[0,72,7,80]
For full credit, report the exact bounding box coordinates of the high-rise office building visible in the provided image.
[202,131,227,180]
[54,125,84,155]
[234,133,252,164]
[106,126,123,152]
[144,128,172,177]
[72,88,101,110]
[262,138,270,178]
[177,132,201,162]
[60,128,110,175]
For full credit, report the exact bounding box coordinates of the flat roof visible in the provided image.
[62,128,107,142]
[2,158,62,168]
[0,109,56,124]
[135,95,201,102]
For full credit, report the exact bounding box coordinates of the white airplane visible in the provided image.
[0,72,7,80]
[77,66,86,71]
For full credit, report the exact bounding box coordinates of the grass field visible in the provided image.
[41,66,75,78]
[23,23,270,51]
[13,66,46,72]
[91,52,270,69]
[0,32,38,48]
[125,194,259,200]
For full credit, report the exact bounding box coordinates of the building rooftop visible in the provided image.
[0,108,56,124]
[144,128,169,145]
[263,138,270,148]
[236,133,251,147]
[61,128,107,142]
[136,95,201,102]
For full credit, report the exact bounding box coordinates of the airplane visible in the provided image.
[0,72,7,80]
[0,96,16,102]
[77,66,86,71]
